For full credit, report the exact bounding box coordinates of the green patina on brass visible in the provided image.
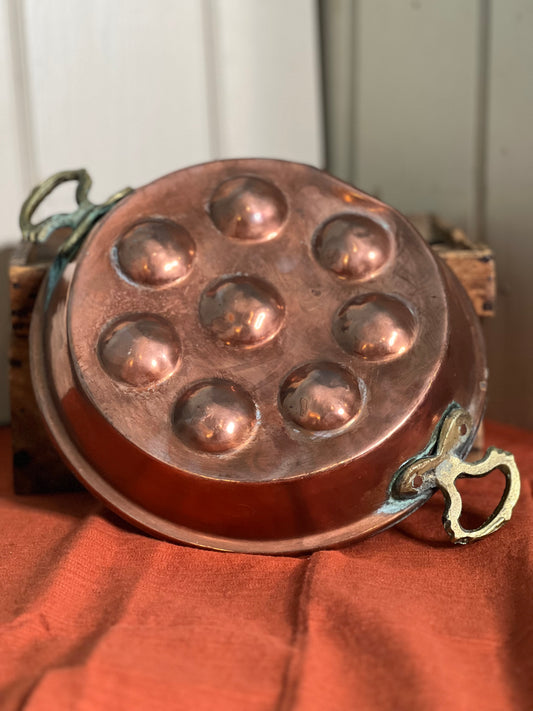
[19,169,133,306]
[392,403,520,544]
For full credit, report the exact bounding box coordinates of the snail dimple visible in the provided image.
[279,363,362,432]
[173,380,258,454]
[116,219,195,286]
[313,214,392,280]
[333,294,417,361]
[199,275,285,347]
[98,316,180,387]
[209,176,288,242]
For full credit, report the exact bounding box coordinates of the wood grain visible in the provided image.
[9,242,80,493]
[434,246,495,318]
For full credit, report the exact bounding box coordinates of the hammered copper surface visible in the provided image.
[30,159,487,553]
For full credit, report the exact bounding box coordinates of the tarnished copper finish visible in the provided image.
[199,275,285,347]
[28,158,507,554]
[209,176,288,242]
[313,214,393,280]
[98,316,181,387]
[333,293,417,360]
[173,379,258,453]
[279,363,362,432]
[116,219,196,287]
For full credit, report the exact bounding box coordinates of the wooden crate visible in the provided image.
[9,216,495,493]
[9,236,82,493]
[408,213,495,317]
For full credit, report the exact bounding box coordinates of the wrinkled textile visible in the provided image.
[0,422,532,711]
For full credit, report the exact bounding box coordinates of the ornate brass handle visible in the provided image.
[19,169,133,306]
[20,169,94,244]
[393,404,520,543]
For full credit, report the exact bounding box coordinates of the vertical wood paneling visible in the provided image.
[21,0,212,212]
[484,0,533,428]
[0,0,26,244]
[0,1,325,423]
[353,0,482,234]
[207,0,323,165]
[0,0,28,423]
[319,0,355,182]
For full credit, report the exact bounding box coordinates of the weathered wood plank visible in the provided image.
[409,212,495,318]
[434,246,495,318]
[9,243,79,493]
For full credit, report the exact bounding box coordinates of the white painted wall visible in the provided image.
[0,0,27,243]
[484,0,533,429]
[321,0,533,429]
[0,0,323,423]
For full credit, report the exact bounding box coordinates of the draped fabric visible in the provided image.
[1,422,532,711]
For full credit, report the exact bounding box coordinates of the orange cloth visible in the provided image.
[0,422,532,711]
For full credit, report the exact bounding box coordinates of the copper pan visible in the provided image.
[23,160,520,554]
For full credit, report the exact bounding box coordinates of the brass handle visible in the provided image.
[393,404,520,544]
[436,446,520,544]
[19,169,133,307]
[20,169,93,244]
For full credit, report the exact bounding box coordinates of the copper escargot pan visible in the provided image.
[26,159,520,554]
